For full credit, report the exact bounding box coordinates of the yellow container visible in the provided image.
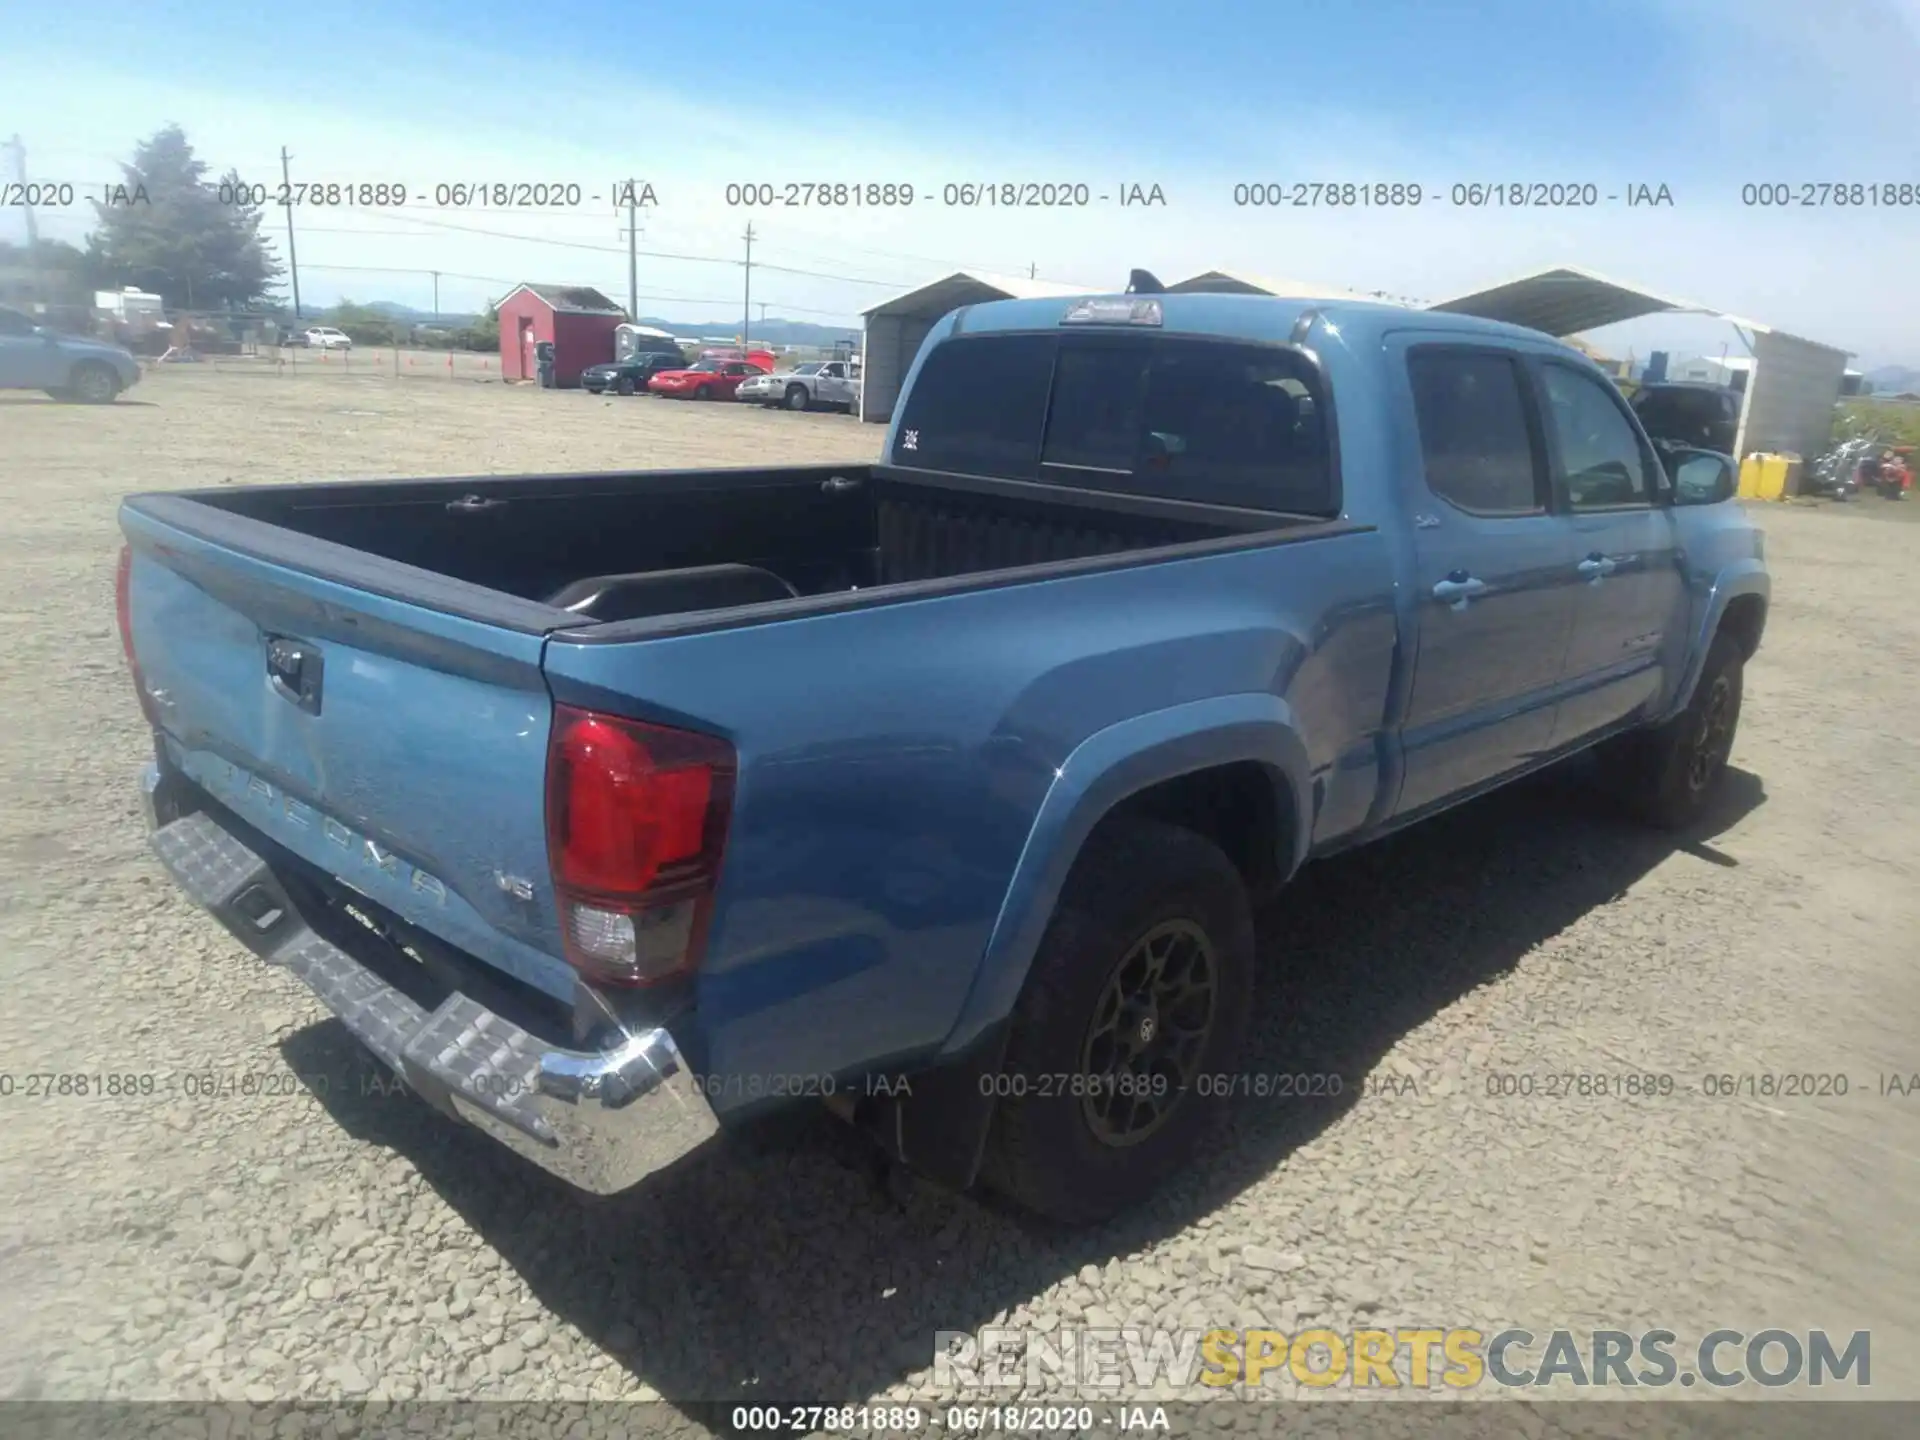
[1758,453,1795,500]
[1737,453,1793,501]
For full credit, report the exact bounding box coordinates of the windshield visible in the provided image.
[792,362,823,376]
[687,360,720,372]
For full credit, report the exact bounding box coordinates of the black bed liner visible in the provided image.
[125,463,1367,644]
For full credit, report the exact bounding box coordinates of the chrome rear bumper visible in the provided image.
[141,763,719,1194]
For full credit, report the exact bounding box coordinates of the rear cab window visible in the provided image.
[892,331,1338,515]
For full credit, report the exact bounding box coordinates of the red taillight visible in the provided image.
[116,544,157,725]
[545,704,734,986]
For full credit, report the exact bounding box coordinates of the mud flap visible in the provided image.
[869,1022,1011,1193]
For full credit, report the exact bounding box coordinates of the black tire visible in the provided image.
[982,818,1254,1224]
[784,383,810,411]
[615,376,635,396]
[69,362,121,404]
[1600,633,1744,830]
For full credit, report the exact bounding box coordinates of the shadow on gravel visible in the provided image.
[0,394,159,407]
[283,761,1765,1419]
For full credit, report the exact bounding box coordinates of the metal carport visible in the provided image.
[1167,269,1399,302]
[1429,265,1852,462]
[858,272,1096,424]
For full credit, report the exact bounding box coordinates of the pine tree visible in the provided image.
[85,125,283,311]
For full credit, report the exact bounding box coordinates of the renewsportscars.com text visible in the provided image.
[936,1326,1871,1391]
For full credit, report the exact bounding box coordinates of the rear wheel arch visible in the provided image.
[893,719,1311,1203]
[1096,758,1300,904]
[942,709,1314,1064]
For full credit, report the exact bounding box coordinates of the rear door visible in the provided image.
[121,501,578,1002]
[1536,361,1688,742]
[1390,341,1583,817]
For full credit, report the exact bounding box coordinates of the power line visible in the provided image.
[296,262,860,319]
[370,210,901,286]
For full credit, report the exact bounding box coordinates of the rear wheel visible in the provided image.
[69,362,121,404]
[1599,633,1744,829]
[982,818,1254,1224]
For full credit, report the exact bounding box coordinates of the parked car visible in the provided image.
[0,304,141,402]
[581,351,686,396]
[735,359,860,412]
[117,288,1767,1224]
[646,357,768,400]
[302,326,353,350]
[1629,381,1741,456]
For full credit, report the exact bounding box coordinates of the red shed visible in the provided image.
[495,283,627,386]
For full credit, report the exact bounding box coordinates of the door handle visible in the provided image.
[1432,575,1488,607]
[447,494,507,515]
[1578,554,1617,579]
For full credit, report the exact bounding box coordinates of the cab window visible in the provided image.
[1541,365,1656,509]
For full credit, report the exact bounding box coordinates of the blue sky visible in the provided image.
[6,0,1918,365]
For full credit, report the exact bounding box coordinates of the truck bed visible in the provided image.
[136,464,1296,632]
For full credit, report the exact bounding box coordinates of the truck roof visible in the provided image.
[947,290,1574,355]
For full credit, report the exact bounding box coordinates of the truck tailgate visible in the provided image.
[121,502,577,1002]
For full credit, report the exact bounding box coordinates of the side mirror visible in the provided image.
[1672,450,1736,505]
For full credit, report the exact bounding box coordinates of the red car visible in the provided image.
[647,358,769,400]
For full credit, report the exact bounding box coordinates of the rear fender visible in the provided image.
[936,693,1312,1061]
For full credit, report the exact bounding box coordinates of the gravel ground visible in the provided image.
[1,367,1917,1431]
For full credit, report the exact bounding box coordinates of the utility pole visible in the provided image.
[5,135,45,309]
[758,302,768,323]
[623,181,640,320]
[280,146,302,319]
[430,270,440,321]
[742,224,755,349]
[1029,262,1036,279]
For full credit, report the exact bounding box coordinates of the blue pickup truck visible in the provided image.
[118,286,1767,1222]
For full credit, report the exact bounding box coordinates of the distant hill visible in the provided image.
[360,301,480,327]
[632,315,859,346]
[354,300,856,346]
[1864,364,1920,394]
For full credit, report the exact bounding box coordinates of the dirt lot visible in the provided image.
[2,366,1917,1428]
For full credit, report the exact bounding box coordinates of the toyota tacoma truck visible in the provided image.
[118,285,1768,1222]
